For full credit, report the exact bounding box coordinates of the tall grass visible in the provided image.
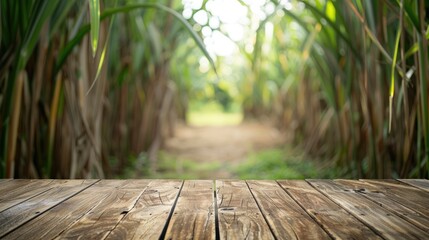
[1,0,427,179]
[0,0,214,178]
[256,0,429,178]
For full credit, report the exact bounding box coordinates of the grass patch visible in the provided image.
[234,147,339,179]
[187,101,243,126]
[117,147,340,179]
[149,151,223,179]
[115,151,224,179]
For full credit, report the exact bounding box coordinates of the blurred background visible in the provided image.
[1,0,428,179]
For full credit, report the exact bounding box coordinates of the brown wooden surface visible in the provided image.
[165,180,215,239]
[248,180,330,239]
[106,180,182,240]
[0,179,428,239]
[0,179,55,212]
[308,180,429,239]
[216,180,274,239]
[0,179,97,238]
[4,180,132,239]
[278,180,381,239]
[55,180,151,239]
[336,179,429,232]
[0,179,33,192]
[399,179,429,191]
[362,179,429,214]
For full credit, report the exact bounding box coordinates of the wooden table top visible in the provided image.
[0,179,428,239]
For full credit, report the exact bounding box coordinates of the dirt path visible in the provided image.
[163,122,286,178]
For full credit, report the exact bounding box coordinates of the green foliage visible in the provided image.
[241,0,429,178]
[234,148,339,179]
[147,152,223,179]
[0,0,216,178]
[138,148,339,180]
[2,0,428,179]
[89,0,100,56]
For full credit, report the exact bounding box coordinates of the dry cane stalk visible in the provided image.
[6,72,25,178]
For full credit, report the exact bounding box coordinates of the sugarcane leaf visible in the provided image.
[389,27,402,132]
[55,3,217,77]
[87,0,118,95]
[397,0,419,30]
[89,0,100,57]
[17,0,59,71]
[301,0,361,62]
[49,0,75,40]
[404,27,429,58]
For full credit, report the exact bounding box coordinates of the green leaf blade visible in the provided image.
[89,0,100,57]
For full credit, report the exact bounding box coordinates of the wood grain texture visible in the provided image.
[93,179,151,189]
[247,180,330,240]
[335,179,429,232]
[361,180,429,212]
[398,179,429,192]
[309,180,429,239]
[0,179,46,197]
[106,180,183,240]
[278,180,381,240]
[54,180,151,239]
[0,179,55,212]
[0,179,97,238]
[3,180,151,240]
[2,179,429,239]
[216,180,274,239]
[165,180,215,240]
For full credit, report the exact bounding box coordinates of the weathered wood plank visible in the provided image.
[165,180,215,239]
[363,180,429,211]
[0,179,43,195]
[216,180,274,239]
[3,180,151,240]
[247,180,330,239]
[398,179,429,192]
[93,179,151,189]
[0,179,97,238]
[2,179,429,239]
[54,180,151,239]
[0,179,56,212]
[105,180,183,240]
[353,179,429,230]
[309,180,429,239]
[278,180,381,239]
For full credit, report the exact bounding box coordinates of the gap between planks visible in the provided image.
[0,179,100,238]
[158,180,185,240]
[307,179,429,239]
[397,179,429,192]
[2,179,428,240]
